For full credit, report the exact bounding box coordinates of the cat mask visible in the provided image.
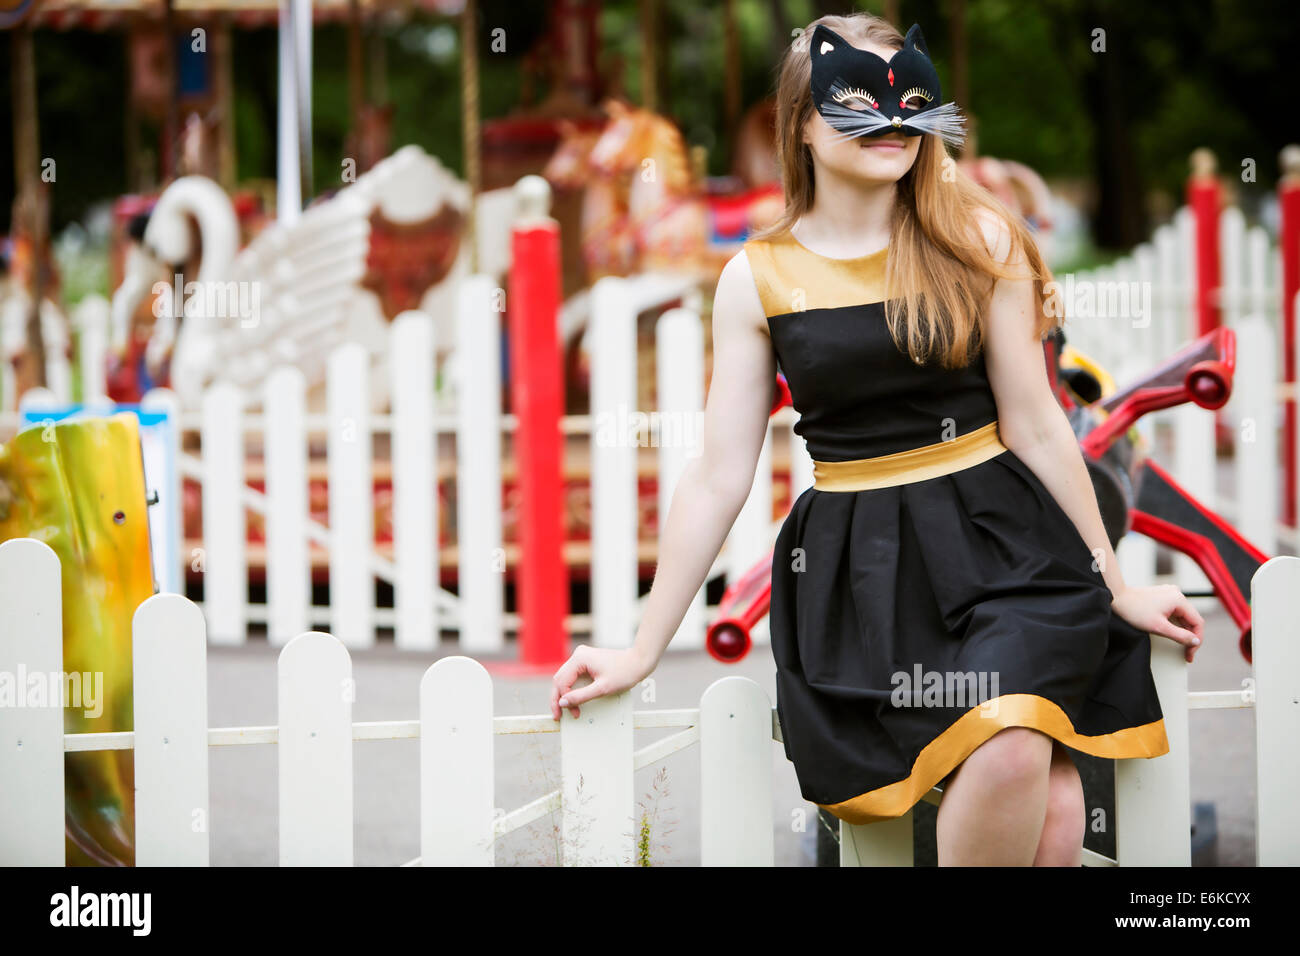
[808,22,966,148]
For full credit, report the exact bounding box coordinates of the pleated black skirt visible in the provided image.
[769,446,1168,826]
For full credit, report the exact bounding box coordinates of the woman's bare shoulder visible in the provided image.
[713,248,769,335]
[971,206,1017,265]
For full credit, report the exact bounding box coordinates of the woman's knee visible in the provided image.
[966,726,1053,788]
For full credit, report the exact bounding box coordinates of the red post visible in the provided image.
[506,178,569,669]
[1187,148,1222,339]
[1279,145,1300,526]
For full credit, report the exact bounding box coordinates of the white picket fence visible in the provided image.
[5,199,1293,658]
[2,536,1298,866]
[1062,204,1299,571]
[4,272,805,654]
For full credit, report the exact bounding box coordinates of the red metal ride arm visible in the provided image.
[1080,328,1236,460]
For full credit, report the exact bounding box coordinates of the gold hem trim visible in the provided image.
[816,693,1170,825]
[812,421,1008,491]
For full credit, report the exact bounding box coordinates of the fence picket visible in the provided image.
[590,276,639,649]
[419,656,494,865]
[559,679,634,865]
[1115,635,1192,866]
[0,539,65,865]
[1251,556,1300,865]
[327,343,375,648]
[699,677,774,865]
[389,312,437,651]
[454,278,504,653]
[133,593,210,865]
[1232,316,1279,553]
[265,366,310,645]
[201,382,247,644]
[141,387,185,594]
[278,631,353,865]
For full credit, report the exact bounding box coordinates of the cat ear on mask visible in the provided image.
[810,23,852,58]
[903,23,930,57]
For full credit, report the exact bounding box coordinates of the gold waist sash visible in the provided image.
[812,421,1008,492]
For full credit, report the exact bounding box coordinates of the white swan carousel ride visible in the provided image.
[110,145,472,413]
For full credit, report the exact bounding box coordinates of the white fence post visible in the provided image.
[133,593,210,866]
[455,276,504,653]
[559,680,634,865]
[419,656,495,865]
[1231,315,1278,553]
[1251,556,1300,865]
[655,307,706,650]
[327,342,375,649]
[1175,206,1196,345]
[74,294,110,403]
[1293,290,1300,530]
[0,538,66,865]
[590,276,639,649]
[42,301,72,403]
[201,381,247,644]
[265,365,310,645]
[141,387,184,595]
[699,677,774,865]
[390,311,437,651]
[1220,207,1246,332]
[1154,224,1180,360]
[1115,635,1192,865]
[278,632,353,865]
[1173,401,1215,593]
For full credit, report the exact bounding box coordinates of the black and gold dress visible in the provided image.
[744,233,1167,827]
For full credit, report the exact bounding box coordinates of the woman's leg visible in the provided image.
[935,727,1053,865]
[1031,742,1085,866]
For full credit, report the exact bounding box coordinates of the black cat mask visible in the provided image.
[808,23,966,148]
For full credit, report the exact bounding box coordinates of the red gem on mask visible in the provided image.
[888,67,894,86]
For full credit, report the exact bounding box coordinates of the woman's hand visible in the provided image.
[1110,584,1205,663]
[549,645,657,720]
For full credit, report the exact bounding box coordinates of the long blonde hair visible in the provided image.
[750,12,1058,368]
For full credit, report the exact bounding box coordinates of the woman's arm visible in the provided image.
[550,249,777,718]
[978,210,1204,661]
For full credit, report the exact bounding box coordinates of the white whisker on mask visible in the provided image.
[897,102,967,148]
[820,82,967,148]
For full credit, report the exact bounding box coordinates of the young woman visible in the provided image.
[548,12,1203,866]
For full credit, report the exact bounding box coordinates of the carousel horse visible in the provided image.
[542,118,640,281]
[707,326,1269,664]
[544,98,783,288]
